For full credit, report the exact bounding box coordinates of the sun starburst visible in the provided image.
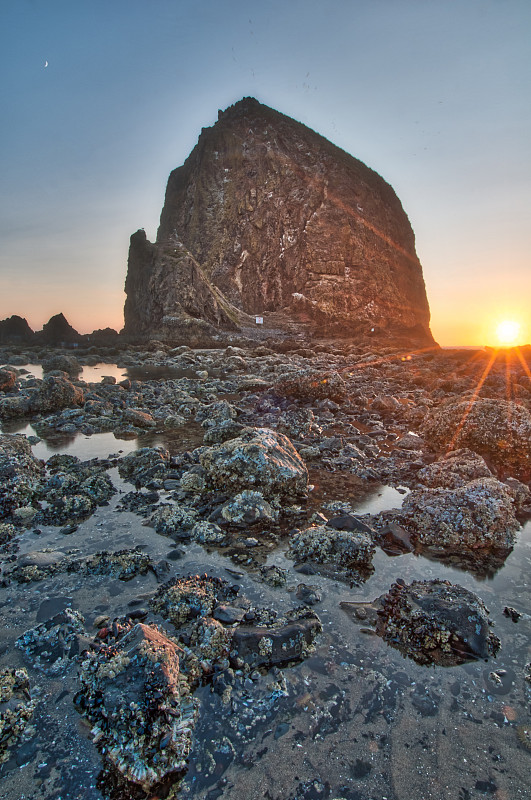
[496,320,521,347]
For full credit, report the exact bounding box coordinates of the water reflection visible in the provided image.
[1,362,128,383]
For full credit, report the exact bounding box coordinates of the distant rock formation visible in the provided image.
[0,315,34,344]
[124,97,434,344]
[38,313,81,345]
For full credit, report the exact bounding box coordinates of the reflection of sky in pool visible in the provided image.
[1,362,128,382]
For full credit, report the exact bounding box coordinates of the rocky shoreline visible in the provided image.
[1,335,531,799]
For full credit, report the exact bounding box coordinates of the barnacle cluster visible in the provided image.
[0,434,44,521]
[84,548,152,580]
[9,547,152,584]
[76,622,199,790]
[375,579,500,666]
[0,667,37,763]
[148,503,198,537]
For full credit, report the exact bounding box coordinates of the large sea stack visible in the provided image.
[124,97,434,344]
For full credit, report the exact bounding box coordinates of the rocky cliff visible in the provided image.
[124,97,434,343]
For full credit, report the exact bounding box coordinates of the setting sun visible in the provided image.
[496,319,521,346]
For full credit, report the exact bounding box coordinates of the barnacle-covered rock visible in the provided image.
[203,419,248,444]
[0,367,17,392]
[417,448,493,489]
[84,549,152,581]
[421,397,531,480]
[118,446,170,487]
[0,395,30,419]
[35,460,115,526]
[122,407,157,429]
[374,579,500,666]
[289,524,375,580]
[76,623,199,790]
[0,434,44,521]
[41,354,81,375]
[16,608,86,674]
[196,400,238,428]
[150,575,237,628]
[399,477,520,549]
[8,549,71,582]
[221,489,276,525]
[275,369,346,402]
[148,503,198,538]
[200,427,308,500]
[0,522,17,546]
[190,521,227,544]
[0,668,37,764]
[27,375,84,412]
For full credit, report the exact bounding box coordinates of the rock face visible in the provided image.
[124,97,433,343]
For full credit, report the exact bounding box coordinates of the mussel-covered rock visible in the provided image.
[200,427,308,500]
[76,623,198,790]
[0,667,37,763]
[374,579,500,666]
[231,609,322,668]
[16,608,86,674]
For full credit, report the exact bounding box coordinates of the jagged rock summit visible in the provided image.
[124,97,434,344]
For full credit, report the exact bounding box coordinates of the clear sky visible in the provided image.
[1,0,530,345]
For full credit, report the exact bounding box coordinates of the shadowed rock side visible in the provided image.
[124,97,434,343]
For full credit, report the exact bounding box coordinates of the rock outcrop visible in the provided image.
[38,313,81,345]
[124,97,434,344]
[0,315,34,344]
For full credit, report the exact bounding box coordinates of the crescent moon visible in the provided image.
[44,61,48,68]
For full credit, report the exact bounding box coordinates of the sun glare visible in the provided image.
[496,319,521,346]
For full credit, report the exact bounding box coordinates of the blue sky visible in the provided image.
[1,0,530,344]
